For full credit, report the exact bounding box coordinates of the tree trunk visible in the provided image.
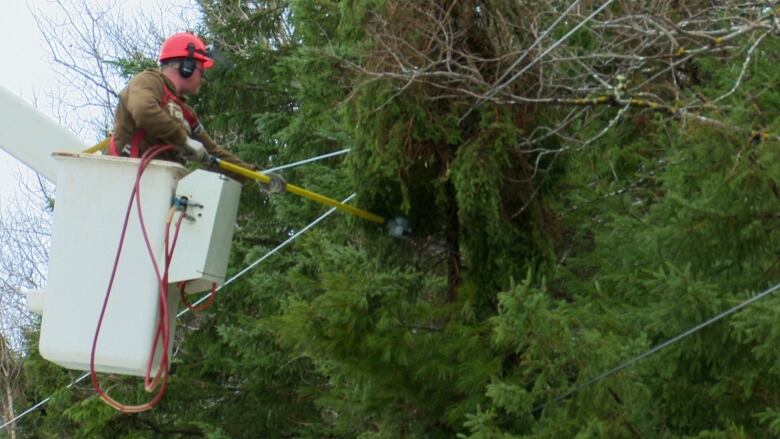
[0,337,17,439]
[3,384,16,439]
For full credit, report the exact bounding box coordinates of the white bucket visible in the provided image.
[40,153,186,376]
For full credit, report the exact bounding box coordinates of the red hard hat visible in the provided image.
[159,33,214,68]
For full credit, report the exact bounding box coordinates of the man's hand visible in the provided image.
[180,137,208,162]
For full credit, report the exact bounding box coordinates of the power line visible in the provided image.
[489,0,583,91]
[533,280,780,414]
[1,373,89,429]
[179,194,354,316]
[6,150,353,357]
[10,272,780,428]
[1,192,353,431]
[265,149,350,174]
[9,192,780,429]
[462,0,617,121]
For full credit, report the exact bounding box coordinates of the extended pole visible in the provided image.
[81,140,386,225]
[214,158,386,224]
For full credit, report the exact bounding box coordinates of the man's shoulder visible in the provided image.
[129,69,166,89]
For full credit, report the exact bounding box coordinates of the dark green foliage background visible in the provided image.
[13,1,780,438]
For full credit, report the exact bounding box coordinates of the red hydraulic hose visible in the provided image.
[90,145,180,413]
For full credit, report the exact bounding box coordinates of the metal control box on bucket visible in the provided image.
[169,170,242,293]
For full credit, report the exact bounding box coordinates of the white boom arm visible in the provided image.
[0,84,90,182]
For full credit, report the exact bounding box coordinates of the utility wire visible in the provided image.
[1,191,353,430]
[533,280,780,414]
[179,194,354,316]
[9,150,353,354]
[462,0,617,121]
[487,0,582,94]
[17,260,776,429]
[0,374,89,430]
[265,149,350,174]
[7,158,780,426]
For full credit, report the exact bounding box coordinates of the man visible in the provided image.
[109,32,257,182]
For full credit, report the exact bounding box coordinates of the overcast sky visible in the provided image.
[0,0,199,206]
[0,1,59,205]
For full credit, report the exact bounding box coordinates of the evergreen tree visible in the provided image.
[13,1,780,438]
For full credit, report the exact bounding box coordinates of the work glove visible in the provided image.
[180,137,208,163]
[256,172,286,194]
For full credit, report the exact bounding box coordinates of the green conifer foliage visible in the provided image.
[16,1,780,438]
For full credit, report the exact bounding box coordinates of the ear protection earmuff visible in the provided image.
[179,42,197,78]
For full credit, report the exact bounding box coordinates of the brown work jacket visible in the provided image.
[112,69,254,181]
